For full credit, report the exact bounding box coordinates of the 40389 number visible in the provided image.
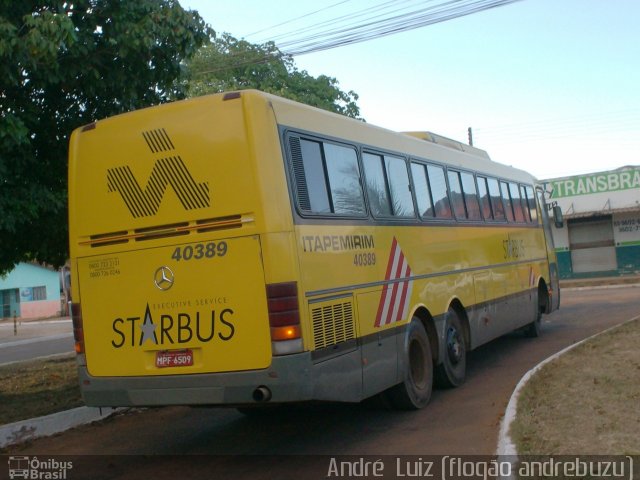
[353,252,376,267]
[171,242,228,262]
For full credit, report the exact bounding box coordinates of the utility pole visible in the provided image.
[467,127,474,146]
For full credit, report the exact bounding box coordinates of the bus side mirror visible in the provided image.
[553,205,564,228]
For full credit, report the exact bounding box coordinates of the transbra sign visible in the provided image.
[548,167,640,199]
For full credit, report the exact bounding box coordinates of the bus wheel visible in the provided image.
[386,318,433,410]
[435,308,466,388]
[524,288,543,338]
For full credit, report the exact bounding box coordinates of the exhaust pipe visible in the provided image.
[252,386,272,403]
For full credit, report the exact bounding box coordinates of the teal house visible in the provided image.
[0,263,61,319]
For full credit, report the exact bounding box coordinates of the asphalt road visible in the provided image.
[0,320,73,365]
[7,286,640,478]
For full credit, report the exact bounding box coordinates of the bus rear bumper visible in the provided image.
[78,352,316,407]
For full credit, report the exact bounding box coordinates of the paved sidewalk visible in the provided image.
[0,317,71,344]
[0,317,73,364]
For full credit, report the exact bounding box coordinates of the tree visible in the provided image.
[0,1,212,273]
[186,33,361,119]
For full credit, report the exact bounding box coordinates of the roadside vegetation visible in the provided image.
[511,318,640,454]
[0,356,82,425]
[0,2,361,275]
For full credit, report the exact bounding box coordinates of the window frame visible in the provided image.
[509,182,527,223]
[524,185,539,224]
[476,175,494,221]
[362,149,416,220]
[32,286,47,301]
[410,161,436,220]
[500,180,516,222]
[286,132,368,219]
[459,170,482,222]
[424,162,454,221]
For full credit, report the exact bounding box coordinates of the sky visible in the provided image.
[180,0,640,180]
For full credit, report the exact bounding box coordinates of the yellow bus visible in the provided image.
[68,90,560,410]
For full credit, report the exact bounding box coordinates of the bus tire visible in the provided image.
[435,308,466,388]
[386,318,433,410]
[524,288,543,338]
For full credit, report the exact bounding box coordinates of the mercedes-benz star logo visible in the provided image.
[154,266,175,291]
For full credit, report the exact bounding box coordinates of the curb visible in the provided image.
[561,283,640,291]
[496,314,640,458]
[0,351,75,368]
[0,406,123,449]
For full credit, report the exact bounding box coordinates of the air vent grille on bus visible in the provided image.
[288,136,311,211]
[83,214,251,247]
[311,299,355,350]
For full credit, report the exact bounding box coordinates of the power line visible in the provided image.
[242,0,355,39]
[251,0,419,44]
[191,0,521,77]
[277,0,522,56]
[473,108,640,144]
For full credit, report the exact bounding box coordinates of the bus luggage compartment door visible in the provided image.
[77,235,272,377]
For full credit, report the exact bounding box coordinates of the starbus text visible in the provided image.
[111,305,235,348]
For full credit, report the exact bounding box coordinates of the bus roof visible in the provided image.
[250,90,537,185]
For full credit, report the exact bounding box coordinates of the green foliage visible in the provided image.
[186,33,361,119]
[0,1,212,273]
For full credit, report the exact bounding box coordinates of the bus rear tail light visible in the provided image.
[70,302,85,354]
[267,282,303,355]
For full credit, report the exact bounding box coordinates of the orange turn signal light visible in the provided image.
[270,325,301,342]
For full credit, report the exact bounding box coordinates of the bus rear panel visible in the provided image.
[69,92,312,406]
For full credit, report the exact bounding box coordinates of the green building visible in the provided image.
[542,166,640,279]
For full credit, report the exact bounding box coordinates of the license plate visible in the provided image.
[156,349,194,368]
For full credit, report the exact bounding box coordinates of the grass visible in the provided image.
[511,318,640,455]
[0,355,83,425]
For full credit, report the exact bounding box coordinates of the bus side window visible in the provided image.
[299,139,331,213]
[410,162,435,218]
[384,155,415,217]
[363,152,393,216]
[519,185,532,222]
[500,180,516,222]
[477,176,493,220]
[509,182,526,223]
[525,185,538,223]
[427,164,452,219]
[447,170,467,219]
[324,143,366,215]
[363,152,415,218]
[292,137,366,216]
[461,171,482,221]
[487,177,505,220]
